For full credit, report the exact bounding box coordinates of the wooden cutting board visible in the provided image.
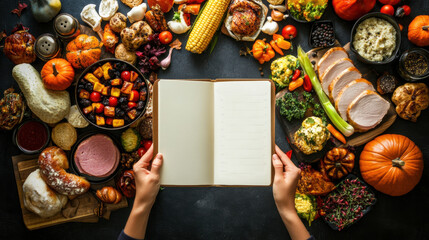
[12,154,128,230]
[275,42,397,163]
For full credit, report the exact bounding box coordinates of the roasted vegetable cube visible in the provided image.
[101,86,111,96]
[113,119,125,128]
[127,109,137,120]
[83,105,93,114]
[93,67,103,79]
[84,73,99,85]
[111,87,121,97]
[140,88,147,101]
[79,89,90,99]
[111,78,122,86]
[130,71,139,82]
[106,118,114,125]
[129,90,140,102]
[92,103,104,113]
[96,115,105,126]
[121,81,133,94]
[93,82,105,92]
[102,62,113,80]
[104,106,116,117]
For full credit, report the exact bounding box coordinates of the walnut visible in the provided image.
[392,83,429,122]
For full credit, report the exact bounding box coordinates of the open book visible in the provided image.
[153,79,275,186]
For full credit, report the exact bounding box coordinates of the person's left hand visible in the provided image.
[132,145,163,208]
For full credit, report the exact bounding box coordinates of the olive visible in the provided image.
[87,113,95,122]
[79,99,91,107]
[102,98,110,106]
[85,82,93,91]
[117,110,125,117]
[120,103,128,110]
[124,115,131,122]
[136,101,145,110]
[118,96,128,104]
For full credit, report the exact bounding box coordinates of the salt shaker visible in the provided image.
[35,33,62,61]
[53,13,81,40]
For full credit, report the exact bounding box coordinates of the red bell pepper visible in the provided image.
[303,74,312,92]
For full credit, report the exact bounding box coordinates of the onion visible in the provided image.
[271,10,286,22]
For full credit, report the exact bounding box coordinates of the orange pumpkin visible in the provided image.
[360,134,423,196]
[408,15,429,47]
[332,0,376,21]
[41,58,75,90]
[66,34,102,69]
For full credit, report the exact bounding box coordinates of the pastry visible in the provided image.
[23,169,68,218]
[121,0,142,8]
[96,186,122,204]
[39,146,91,196]
[52,122,77,150]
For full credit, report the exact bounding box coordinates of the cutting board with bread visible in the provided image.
[276,42,397,163]
[12,154,128,230]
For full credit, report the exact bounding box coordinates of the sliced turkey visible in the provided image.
[329,67,362,101]
[320,58,354,95]
[347,90,390,132]
[317,47,349,77]
[335,79,375,121]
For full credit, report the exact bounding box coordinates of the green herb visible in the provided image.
[172,11,181,21]
[276,91,327,122]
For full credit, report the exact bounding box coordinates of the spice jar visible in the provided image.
[35,33,62,61]
[398,48,429,81]
[53,13,81,40]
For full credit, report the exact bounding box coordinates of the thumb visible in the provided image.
[272,154,284,180]
[150,153,163,175]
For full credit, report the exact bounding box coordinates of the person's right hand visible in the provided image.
[272,145,301,215]
[132,145,163,208]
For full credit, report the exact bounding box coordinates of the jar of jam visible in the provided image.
[13,120,50,154]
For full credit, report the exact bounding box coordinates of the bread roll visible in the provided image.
[39,146,91,196]
[23,169,68,218]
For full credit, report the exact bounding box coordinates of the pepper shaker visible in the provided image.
[53,13,81,40]
[35,33,62,61]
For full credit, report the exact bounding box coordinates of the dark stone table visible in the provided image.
[0,0,428,239]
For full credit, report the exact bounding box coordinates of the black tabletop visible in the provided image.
[1,0,429,239]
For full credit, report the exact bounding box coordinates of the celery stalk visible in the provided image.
[297,46,354,137]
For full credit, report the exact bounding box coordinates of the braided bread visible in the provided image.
[38,146,90,196]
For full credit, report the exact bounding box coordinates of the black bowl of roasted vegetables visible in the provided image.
[75,59,149,130]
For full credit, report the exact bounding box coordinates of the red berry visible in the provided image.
[142,140,152,150]
[89,92,101,102]
[137,147,147,158]
[121,71,131,81]
[109,97,118,107]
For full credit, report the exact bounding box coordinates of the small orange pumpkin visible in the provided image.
[360,134,423,196]
[408,15,429,47]
[41,58,75,90]
[66,34,102,69]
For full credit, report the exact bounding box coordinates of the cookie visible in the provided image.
[120,0,142,8]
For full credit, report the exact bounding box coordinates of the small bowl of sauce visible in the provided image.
[14,120,50,154]
[399,48,429,81]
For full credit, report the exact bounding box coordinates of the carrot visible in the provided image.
[327,124,346,144]
[270,40,284,56]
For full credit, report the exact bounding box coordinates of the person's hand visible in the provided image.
[132,145,163,208]
[272,145,301,215]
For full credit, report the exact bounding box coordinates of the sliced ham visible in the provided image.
[335,79,375,121]
[329,67,362,101]
[74,134,120,178]
[347,90,390,132]
[320,58,354,95]
[317,47,349,77]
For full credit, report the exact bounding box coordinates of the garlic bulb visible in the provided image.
[127,3,147,23]
[99,0,118,21]
[168,11,190,34]
[261,17,279,35]
[269,4,287,13]
[271,9,286,22]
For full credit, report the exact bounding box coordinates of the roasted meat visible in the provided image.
[229,0,262,36]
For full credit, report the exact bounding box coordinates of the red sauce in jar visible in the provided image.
[17,121,48,151]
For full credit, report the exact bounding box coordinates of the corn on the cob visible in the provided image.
[186,0,231,54]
